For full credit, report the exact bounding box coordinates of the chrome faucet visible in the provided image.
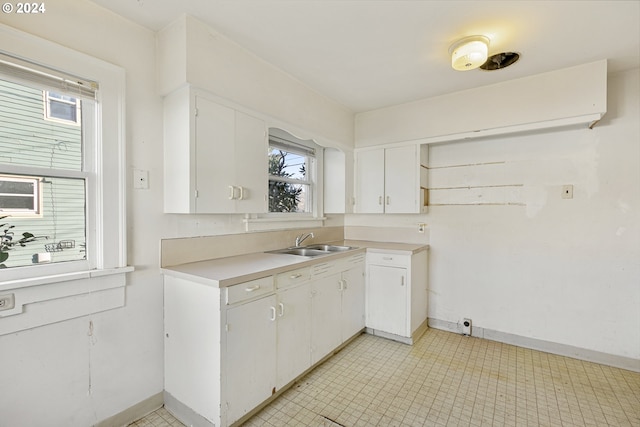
[295,232,314,247]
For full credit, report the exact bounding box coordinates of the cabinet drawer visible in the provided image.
[310,260,339,279]
[276,266,311,289]
[367,252,411,267]
[342,252,366,267]
[226,276,274,305]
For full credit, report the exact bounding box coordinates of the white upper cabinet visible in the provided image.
[164,86,268,213]
[355,144,428,214]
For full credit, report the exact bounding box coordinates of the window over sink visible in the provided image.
[268,128,322,215]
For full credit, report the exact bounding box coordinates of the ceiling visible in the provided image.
[88,0,640,113]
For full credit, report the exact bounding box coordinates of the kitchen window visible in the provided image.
[0,68,89,270]
[268,130,318,214]
[0,40,128,284]
[0,26,129,333]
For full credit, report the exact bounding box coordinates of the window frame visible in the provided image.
[268,142,316,215]
[266,130,324,220]
[0,23,129,291]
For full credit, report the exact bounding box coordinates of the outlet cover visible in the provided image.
[0,293,15,311]
[562,185,574,199]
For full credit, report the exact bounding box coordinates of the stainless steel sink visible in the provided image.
[305,244,356,252]
[266,244,358,257]
[266,247,331,257]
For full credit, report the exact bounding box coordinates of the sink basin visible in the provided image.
[305,244,357,252]
[266,244,358,257]
[267,247,331,257]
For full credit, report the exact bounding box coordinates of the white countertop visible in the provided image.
[161,240,428,288]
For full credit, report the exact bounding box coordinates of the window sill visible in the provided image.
[243,216,326,232]
[0,266,134,336]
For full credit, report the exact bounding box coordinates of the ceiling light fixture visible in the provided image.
[449,35,490,71]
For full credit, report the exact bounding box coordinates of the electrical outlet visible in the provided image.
[418,223,426,233]
[462,318,472,336]
[562,185,573,199]
[0,293,15,311]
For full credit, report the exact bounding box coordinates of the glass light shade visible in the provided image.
[449,36,490,71]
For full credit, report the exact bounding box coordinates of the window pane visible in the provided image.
[0,176,86,268]
[268,180,309,213]
[269,148,307,180]
[0,79,83,171]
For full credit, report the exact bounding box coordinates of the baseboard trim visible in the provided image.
[94,392,163,427]
[164,391,215,427]
[428,318,640,373]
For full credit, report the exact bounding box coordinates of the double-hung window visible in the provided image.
[0,56,95,271]
[0,40,126,285]
[268,132,317,214]
[0,26,128,332]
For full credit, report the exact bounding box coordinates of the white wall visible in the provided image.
[351,69,640,365]
[0,2,166,426]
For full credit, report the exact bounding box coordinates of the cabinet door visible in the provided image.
[310,274,342,365]
[225,295,277,425]
[341,264,365,341]
[355,149,384,213]
[235,111,267,213]
[195,95,236,213]
[366,264,408,336]
[276,283,311,390]
[384,145,418,214]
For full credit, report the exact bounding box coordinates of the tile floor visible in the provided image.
[130,329,640,427]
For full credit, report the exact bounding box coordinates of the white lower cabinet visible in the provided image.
[275,280,312,389]
[310,254,366,365]
[164,253,365,427]
[226,294,277,425]
[310,273,343,365]
[340,262,366,340]
[365,249,429,344]
[367,264,407,336]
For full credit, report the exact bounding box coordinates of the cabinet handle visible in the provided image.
[269,306,276,321]
[383,257,393,261]
[290,273,302,279]
[228,185,236,200]
[245,285,260,292]
[278,302,284,317]
[386,196,390,205]
[238,186,245,200]
[378,196,383,205]
[400,276,405,287]
[338,279,344,291]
